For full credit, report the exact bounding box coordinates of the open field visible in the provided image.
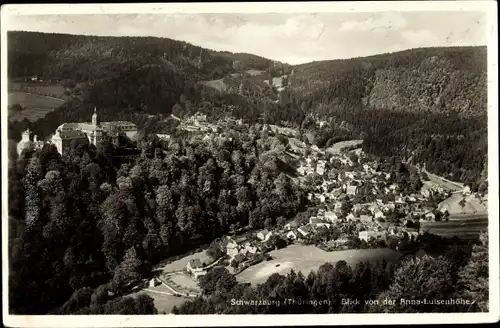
[326,140,364,154]
[155,250,212,273]
[438,193,487,215]
[10,82,67,98]
[8,91,65,122]
[421,214,487,240]
[167,272,200,293]
[236,245,401,285]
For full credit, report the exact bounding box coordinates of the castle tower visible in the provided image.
[17,128,33,156]
[92,107,99,126]
[21,128,31,141]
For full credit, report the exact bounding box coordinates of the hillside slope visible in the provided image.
[7,32,487,186]
[7,31,276,82]
[288,46,487,186]
[290,46,487,117]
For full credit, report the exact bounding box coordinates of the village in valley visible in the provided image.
[15,107,488,311]
[131,113,488,313]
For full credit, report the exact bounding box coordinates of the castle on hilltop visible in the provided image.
[49,107,138,155]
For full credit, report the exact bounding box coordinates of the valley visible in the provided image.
[6,27,490,317]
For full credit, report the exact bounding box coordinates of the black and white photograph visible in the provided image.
[2,2,498,327]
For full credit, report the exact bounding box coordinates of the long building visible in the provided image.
[50,108,138,155]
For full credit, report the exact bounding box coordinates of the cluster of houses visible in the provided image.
[178,112,248,134]
[222,236,260,265]
[279,144,458,247]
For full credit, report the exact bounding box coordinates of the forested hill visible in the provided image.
[289,46,487,117]
[7,31,276,82]
[287,46,488,187]
[7,31,488,186]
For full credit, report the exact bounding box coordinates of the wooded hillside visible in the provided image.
[7,31,488,185]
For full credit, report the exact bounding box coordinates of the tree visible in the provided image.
[459,198,466,208]
[199,267,237,296]
[276,216,287,229]
[456,232,488,311]
[111,247,144,292]
[10,103,23,112]
[206,240,224,261]
[266,234,287,250]
[370,255,455,313]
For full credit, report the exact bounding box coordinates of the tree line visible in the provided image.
[173,232,487,314]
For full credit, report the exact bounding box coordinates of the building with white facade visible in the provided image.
[50,108,138,155]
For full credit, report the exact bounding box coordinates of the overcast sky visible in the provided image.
[6,11,488,64]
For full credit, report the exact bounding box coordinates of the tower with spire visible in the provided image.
[92,107,99,126]
[90,107,104,146]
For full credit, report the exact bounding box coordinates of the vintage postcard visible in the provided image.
[1,1,498,327]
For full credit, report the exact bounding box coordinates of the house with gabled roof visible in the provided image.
[324,211,338,222]
[309,217,331,228]
[346,185,358,196]
[286,230,298,240]
[257,229,273,242]
[358,231,383,243]
[298,224,313,237]
[187,258,207,278]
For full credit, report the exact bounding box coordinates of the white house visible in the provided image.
[298,225,313,237]
[358,231,383,243]
[383,203,396,213]
[149,278,160,288]
[224,238,239,258]
[374,210,386,219]
[345,172,356,179]
[425,212,436,221]
[389,184,398,191]
[187,259,207,278]
[286,230,298,240]
[244,242,258,255]
[359,215,372,222]
[257,229,273,242]
[324,211,338,222]
[407,196,417,203]
[319,195,326,203]
[346,186,358,196]
[346,213,356,222]
[310,217,331,228]
[462,186,472,196]
[421,189,431,199]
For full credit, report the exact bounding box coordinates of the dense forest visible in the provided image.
[8,128,308,314]
[174,232,488,314]
[7,31,276,81]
